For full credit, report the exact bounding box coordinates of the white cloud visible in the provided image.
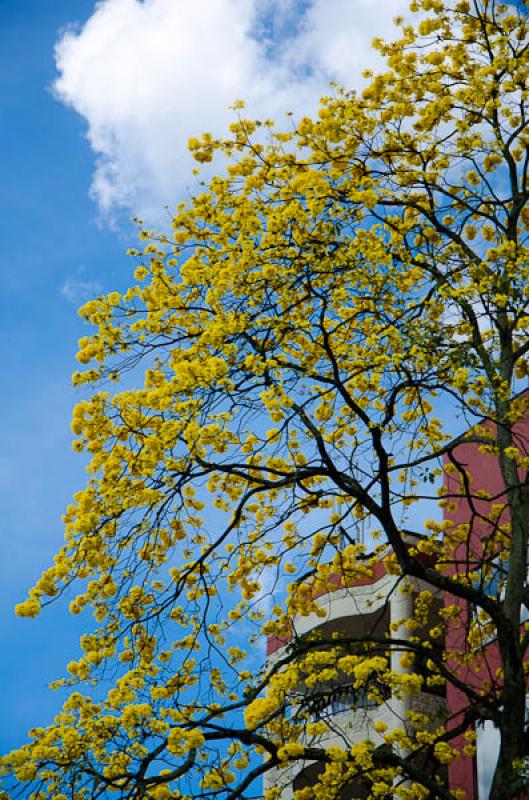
[54,0,410,223]
[286,0,411,85]
[61,268,102,305]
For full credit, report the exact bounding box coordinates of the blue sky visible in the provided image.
[0,0,413,752]
[0,0,133,751]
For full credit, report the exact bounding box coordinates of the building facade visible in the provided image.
[265,557,457,799]
[264,419,529,799]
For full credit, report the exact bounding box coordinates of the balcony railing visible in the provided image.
[304,681,390,718]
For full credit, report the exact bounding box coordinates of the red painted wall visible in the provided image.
[444,418,529,799]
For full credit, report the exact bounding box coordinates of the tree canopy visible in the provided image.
[3,1,529,799]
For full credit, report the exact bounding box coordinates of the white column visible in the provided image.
[389,584,414,732]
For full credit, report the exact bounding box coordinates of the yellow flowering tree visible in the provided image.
[3,1,529,799]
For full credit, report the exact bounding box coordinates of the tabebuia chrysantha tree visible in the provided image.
[2,2,529,799]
